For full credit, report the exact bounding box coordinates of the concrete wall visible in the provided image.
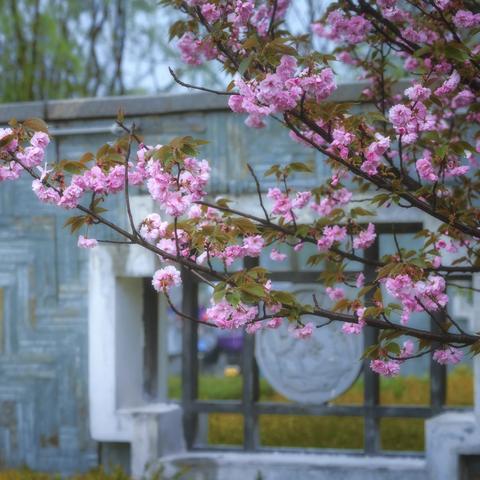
[158,452,428,480]
[0,84,469,477]
[0,87,366,473]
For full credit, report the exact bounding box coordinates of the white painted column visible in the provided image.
[88,196,185,478]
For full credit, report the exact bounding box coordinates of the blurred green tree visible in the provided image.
[0,0,224,102]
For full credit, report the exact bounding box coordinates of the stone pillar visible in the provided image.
[88,196,186,478]
[425,273,480,479]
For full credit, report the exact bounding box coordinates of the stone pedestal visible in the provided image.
[425,274,480,480]
[426,412,479,480]
[119,404,185,478]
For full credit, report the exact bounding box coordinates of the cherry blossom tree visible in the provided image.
[2,0,480,376]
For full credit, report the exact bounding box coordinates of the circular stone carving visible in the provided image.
[255,289,363,404]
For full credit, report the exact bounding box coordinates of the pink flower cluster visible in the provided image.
[146,154,210,217]
[267,187,312,222]
[416,149,469,182]
[312,10,372,43]
[361,134,391,176]
[289,322,314,339]
[16,131,50,167]
[0,129,49,182]
[152,266,182,292]
[342,307,366,335]
[179,0,290,63]
[453,10,480,29]
[317,225,347,251]
[228,55,336,128]
[370,359,400,377]
[432,347,464,365]
[177,32,217,66]
[311,187,352,217]
[206,299,258,329]
[370,340,415,377]
[384,274,448,325]
[388,101,436,145]
[78,235,98,249]
[326,287,345,301]
[353,223,376,250]
[416,151,438,182]
[434,70,460,97]
[245,0,290,37]
[32,151,145,209]
[140,213,169,243]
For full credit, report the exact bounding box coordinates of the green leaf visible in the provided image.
[240,283,265,298]
[23,117,49,133]
[117,108,125,123]
[264,165,280,177]
[350,207,375,217]
[64,215,88,233]
[238,55,253,75]
[444,44,469,62]
[289,162,313,173]
[270,290,296,306]
[0,134,14,148]
[386,342,400,355]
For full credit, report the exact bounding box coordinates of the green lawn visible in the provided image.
[169,365,473,451]
[0,467,130,480]
[0,367,473,479]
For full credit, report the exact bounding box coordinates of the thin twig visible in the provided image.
[268,0,278,38]
[169,67,235,95]
[247,163,270,221]
[165,291,218,328]
[124,124,139,238]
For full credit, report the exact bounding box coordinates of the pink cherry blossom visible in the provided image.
[404,84,431,102]
[389,104,413,133]
[270,249,287,262]
[78,235,98,249]
[326,287,345,301]
[370,359,400,377]
[353,223,376,250]
[30,132,50,149]
[416,151,438,182]
[57,184,84,209]
[140,213,168,242]
[267,317,283,329]
[17,146,45,168]
[342,307,366,335]
[317,225,347,251]
[246,322,263,334]
[243,235,264,257]
[290,322,314,339]
[399,340,415,360]
[433,347,464,365]
[434,70,460,97]
[453,10,480,29]
[32,179,60,204]
[313,10,372,43]
[206,300,258,329]
[152,266,182,292]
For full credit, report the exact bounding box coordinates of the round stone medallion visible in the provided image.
[255,288,363,404]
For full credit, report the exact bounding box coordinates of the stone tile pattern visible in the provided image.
[0,92,336,473]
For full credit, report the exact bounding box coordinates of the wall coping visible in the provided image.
[0,82,378,123]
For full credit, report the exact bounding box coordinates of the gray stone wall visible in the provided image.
[0,90,342,472]
[0,85,366,473]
